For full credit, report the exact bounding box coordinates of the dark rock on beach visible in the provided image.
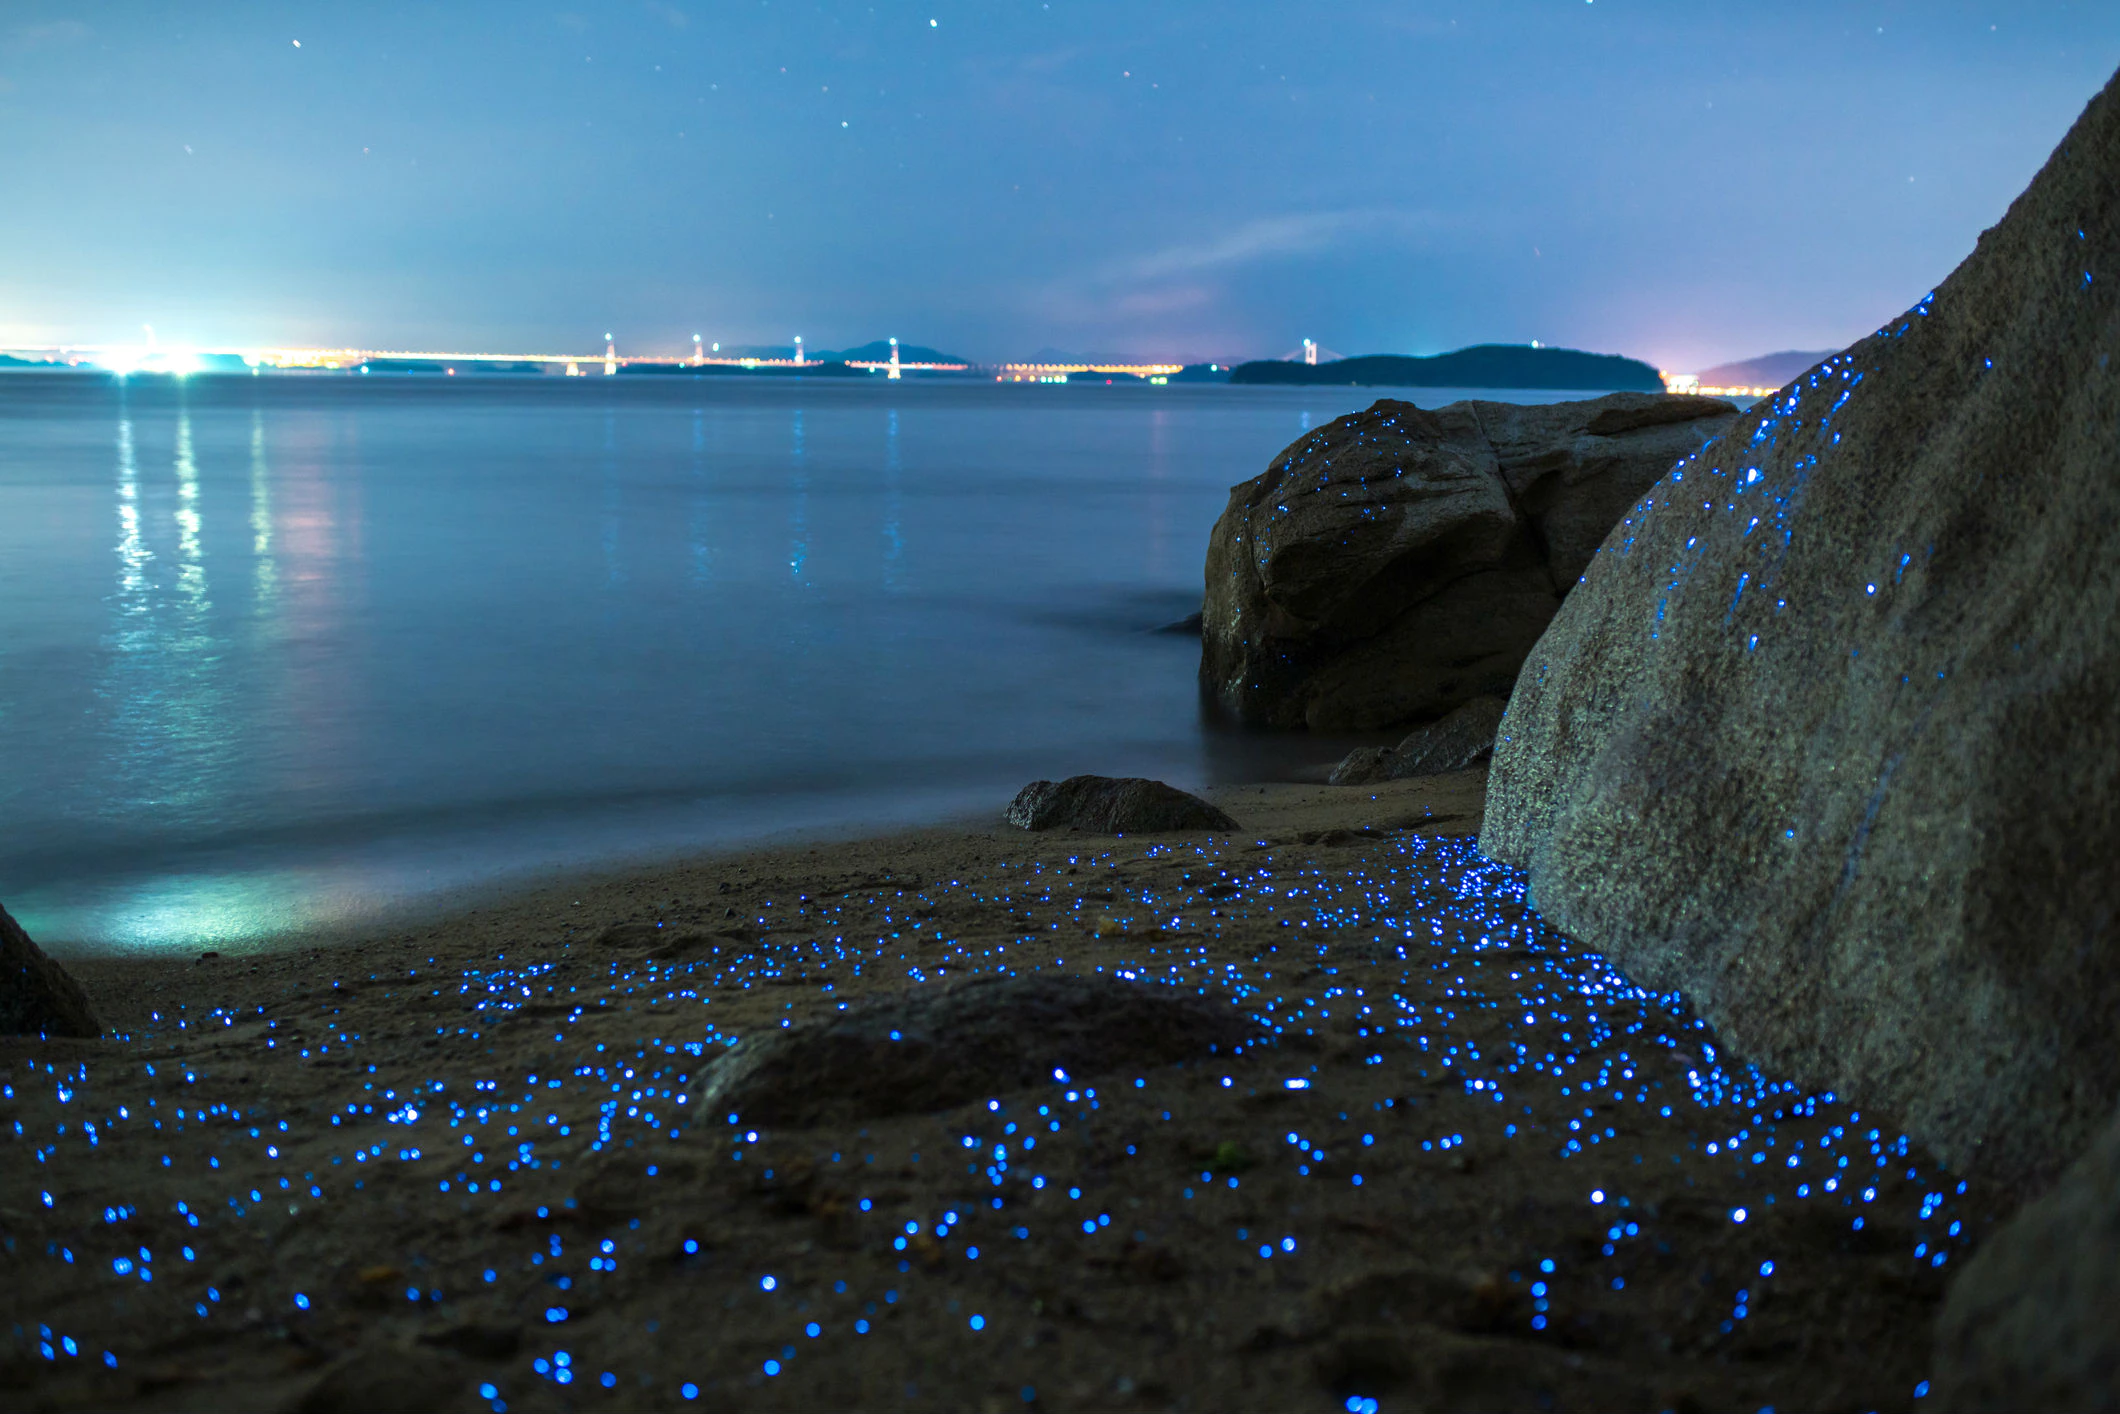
[1202,391,1735,731]
[2,901,100,1038]
[1932,1105,2120,1412]
[1330,695,1508,786]
[1006,775,1238,834]
[1482,70,2120,1188]
[692,973,1266,1128]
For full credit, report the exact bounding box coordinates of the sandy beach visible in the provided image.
[3,768,1995,1412]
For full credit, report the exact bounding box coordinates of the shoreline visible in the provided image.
[58,773,1466,1004]
[7,767,1990,1413]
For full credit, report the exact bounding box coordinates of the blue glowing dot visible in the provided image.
[969,1314,985,1331]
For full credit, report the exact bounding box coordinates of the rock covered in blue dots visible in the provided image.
[0,900,99,1038]
[1201,392,1734,731]
[1483,67,2120,1188]
[1004,775,1238,834]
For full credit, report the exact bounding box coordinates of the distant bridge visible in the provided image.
[3,343,1196,382]
[2,343,979,377]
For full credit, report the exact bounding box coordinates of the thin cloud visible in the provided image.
[1113,209,1441,283]
[12,20,91,48]
[1024,208,1447,336]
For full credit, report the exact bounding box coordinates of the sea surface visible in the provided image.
[0,372,1608,953]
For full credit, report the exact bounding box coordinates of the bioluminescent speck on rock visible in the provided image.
[5,832,1985,1409]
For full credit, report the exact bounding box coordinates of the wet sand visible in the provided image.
[5,771,1998,1411]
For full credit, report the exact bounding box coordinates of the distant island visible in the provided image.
[821,341,969,365]
[1231,343,1664,392]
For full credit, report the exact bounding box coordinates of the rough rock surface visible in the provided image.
[1330,696,1508,786]
[693,973,1265,1127]
[1201,392,1736,731]
[1933,1105,2120,1412]
[1482,71,2120,1187]
[295,1343,476,1414]
[2,902,99,1038]
[1005,775,1238,834]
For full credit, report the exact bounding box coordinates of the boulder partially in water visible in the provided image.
[1,902,99,1039]
[1481,70,2120,1186]
[693,973,1265,1128]
[1330,695,1508,785]
[1005,775,1238,834]
[1201,392,1736,731]
[1933,1105,2120,1412]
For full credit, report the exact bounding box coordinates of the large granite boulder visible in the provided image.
[2,902,99,1038]
[1200,392,1737,730]
[1481,70,2120,1187]
[1932,1105,2120,1412]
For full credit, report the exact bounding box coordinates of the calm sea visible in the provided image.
[0,372,1597,953]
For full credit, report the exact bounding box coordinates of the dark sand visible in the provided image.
[5,771,1999,1411]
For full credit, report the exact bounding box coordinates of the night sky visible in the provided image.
[5,2,2116,372]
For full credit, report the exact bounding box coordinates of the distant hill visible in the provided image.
[1695,350,1835,389]
[1230,344,1663,392]
[825,341,970,365]
[1169,363,1234,383]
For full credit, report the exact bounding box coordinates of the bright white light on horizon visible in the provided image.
[90,347,203,377]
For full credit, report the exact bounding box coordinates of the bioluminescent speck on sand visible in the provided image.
[6,827,1987,1410]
